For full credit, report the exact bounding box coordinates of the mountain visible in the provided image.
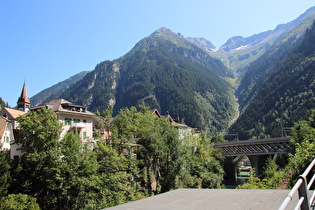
[202,6,315,72]
[185,37,216,52]
[114,28,237,133]
[229,21,315,139]
[31,6,315,138]
[41,27,238,134]
[30,71,89,106]
[236,17,315,112]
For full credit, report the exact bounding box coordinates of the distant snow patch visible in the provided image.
[234,45,248,51]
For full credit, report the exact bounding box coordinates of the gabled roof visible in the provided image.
[0,107,26,119]
[0,116,10,140]
[165,114,175,124]
[151,109,162,118]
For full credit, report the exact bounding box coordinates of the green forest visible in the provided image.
[0,106,224,209]
[2,106,315,209]
[230,21,315,139]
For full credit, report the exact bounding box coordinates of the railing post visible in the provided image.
[298,175,310,210]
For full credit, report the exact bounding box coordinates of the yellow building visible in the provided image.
[1,83,95,159]
[31,99,94,143]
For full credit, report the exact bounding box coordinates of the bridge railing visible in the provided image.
[279,157,315,210]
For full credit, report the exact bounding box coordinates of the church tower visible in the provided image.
[17,82,30,112]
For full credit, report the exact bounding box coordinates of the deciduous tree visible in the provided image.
[13,108,62,209]
[0,149,10,197]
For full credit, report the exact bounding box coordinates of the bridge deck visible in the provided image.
[106,188,299,210]
[215,137,291,146]
[214,137,291,156]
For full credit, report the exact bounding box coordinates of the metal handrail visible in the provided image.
[279,157,315,210]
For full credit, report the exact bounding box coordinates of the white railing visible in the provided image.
[71,123,86,128]
[279,157,315,210]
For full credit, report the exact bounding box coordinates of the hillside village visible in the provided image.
[0,83,200,159]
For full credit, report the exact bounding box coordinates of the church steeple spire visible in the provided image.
[17,82,30,112]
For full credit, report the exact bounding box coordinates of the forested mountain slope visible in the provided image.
[31,7,315,138]
[48,28,238,134]
[229,21,315,139]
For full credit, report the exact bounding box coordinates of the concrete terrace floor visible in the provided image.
[106,188,299,210]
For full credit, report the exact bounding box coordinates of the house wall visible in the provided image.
[10,143,23,160]
[8,112,94,160]
[1,125,11,151]
[57,112,93,142]
[0,109,22,129]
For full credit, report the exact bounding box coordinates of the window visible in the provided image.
[83,119,87,124]
[83,131,87,139]
[74,119,80,123]
[65,118,72,125]
[13,156,19,161]
[6,136,9,143]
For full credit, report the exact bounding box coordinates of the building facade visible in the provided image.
[0,116,14,151]
[0,107,26,129]
[1,83,95,158]
[31,99,94,143]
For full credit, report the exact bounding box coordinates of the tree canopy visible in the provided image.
[6,105,224,209]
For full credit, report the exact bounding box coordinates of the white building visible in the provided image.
[0,116,14,151]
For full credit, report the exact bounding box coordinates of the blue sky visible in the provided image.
[1,0,315,107]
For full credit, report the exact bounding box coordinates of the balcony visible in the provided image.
[71,123,86,129]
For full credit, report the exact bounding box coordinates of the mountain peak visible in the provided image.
[220,36,247,52]
[151,27,184,39]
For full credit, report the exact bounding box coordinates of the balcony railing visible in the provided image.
[71,123,86,129]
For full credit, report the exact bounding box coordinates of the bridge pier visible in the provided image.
[223,155,270,186]
[223,157,237,185]
[248,155,269,176]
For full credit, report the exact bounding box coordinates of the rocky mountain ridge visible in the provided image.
[220,6,315,52]
[185,37,216,52]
